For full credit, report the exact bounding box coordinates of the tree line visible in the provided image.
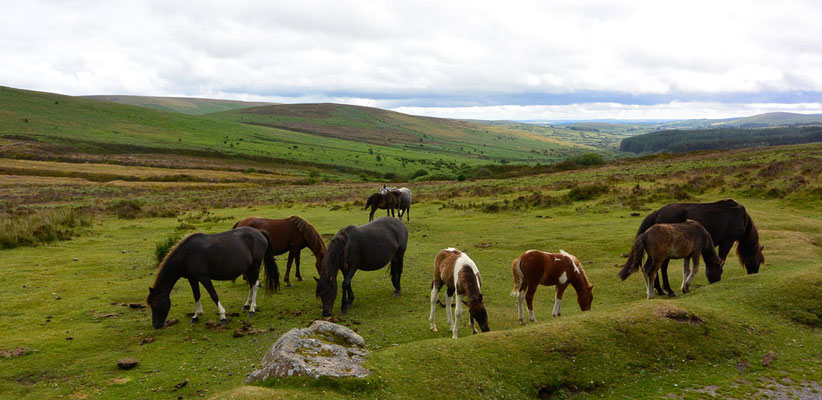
[620,125,822,154]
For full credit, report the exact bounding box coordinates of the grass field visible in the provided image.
[1,143,820,399]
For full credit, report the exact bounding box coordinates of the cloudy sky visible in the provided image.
[2,1,822,120]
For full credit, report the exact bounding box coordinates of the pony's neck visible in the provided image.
[569,268,591,296]
[153,262,181,295]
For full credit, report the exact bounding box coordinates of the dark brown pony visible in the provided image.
[315,217,408,316]
[429,248,489,338]
[233,216,326,287]
[147,227,280,328]
[364,192,397,221]
[619,219,723,299]
[511,249,593,324]
[637,199,765,296]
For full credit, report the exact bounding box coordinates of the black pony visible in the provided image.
[636,199,764,296]
[315,217,408,316]
[147,227,280,328]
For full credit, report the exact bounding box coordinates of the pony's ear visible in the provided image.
[760,245,765,252]
[149,287,154,294]
[313,277,320,283]
[588,283,594,290]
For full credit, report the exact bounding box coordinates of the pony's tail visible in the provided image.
[259,231,280,293]
[619,233,647,280]
[510,258,526,296]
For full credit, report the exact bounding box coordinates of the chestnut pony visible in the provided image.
[511,249,593,324]
[429,248,489,338]
[233,216,326,287]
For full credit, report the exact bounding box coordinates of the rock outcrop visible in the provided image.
[244,320,369,383]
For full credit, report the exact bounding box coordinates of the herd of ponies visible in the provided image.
[147,188,765,339]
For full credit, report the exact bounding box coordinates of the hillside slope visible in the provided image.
[1,86,592,178]
[84,95,274,115]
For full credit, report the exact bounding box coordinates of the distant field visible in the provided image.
[1,143,820,399]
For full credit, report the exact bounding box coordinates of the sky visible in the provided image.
[2,0,822,120]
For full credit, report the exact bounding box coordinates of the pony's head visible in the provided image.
[315,234,346,317]
[737,214,765,274]
[705,250,725,284]
[469,298,490,333]
[146,287,170,329]
[577,283,594,311]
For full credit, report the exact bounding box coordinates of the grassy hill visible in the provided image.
[620,125,822,154]
[207,103,594,161]
[723,112,822,127]
[83,95,274,115]
[0,143,820,399]
[1,86,594,180]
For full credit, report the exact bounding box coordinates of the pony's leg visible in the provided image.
[517,290,526,325]
[188,279,202,323]
[453,293,463,339]
[406,206,410,222]
[553,284,568,317]
[445,287,455,330]
[284,252,295,287]
[249,280,260,315]
[242,281,253,311]
[340,269,357,314]
[646,262,661,300]
[680,258,692,293]
[717,240,734,264]
[369,208,375,222]
[525,285,538,323]
[642,257,655,299]
[390,253,404,298]
[201,279,227,324]
[470,313,477,335]
[429,282,441,332]
[661,258,676,296]
[294,251,303,281]
[686,255,700,292]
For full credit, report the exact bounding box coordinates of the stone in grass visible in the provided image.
[244,320,369,383]
[117,358,139,370]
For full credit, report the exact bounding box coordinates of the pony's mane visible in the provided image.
[736,212,762,266]
[321,233,347,278]
[153,233,199,288]
[458,266,483,305]
[289,216,327,256]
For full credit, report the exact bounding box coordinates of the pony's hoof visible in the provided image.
[519,320,526,325]
[242,305,250,311]
[430,327,438,332]
[669,292,679,297]
[248,311,255,318]
[285,282,293,288]
[190,316,199,323]
[219,318,228,326]
[393,290,401,298]
[296,276,303,282]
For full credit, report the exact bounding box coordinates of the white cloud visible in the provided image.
[1,0,821,119]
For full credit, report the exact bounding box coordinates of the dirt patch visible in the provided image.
[657,306,705,325]
[0,347,31,358]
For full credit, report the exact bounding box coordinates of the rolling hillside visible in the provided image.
[1,86,594,179]
[84,95,274,115]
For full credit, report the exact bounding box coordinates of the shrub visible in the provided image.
[0,208,96,249]
[155,233,183,264]
[411,169,428,179]
[567,183,610,201]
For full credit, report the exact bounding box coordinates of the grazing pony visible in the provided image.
[315,217,408,316]
[429,248,489,338]
[381,186,413,221]
[147,227,280,328]
[511,249,593,324]
[233,216,326,287]
[619,219,723,299]
[364,192,398,222]
[637,199,764,296]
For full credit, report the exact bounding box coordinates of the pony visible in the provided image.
[381,186,413,222]
[315,217,408,316]
[511,249,593,324]
[364,192,398,222]
[147,227,280,328]
[233,216,326,287]
[429,248,489,338]
[619,219,724,299]
[637,199,765,296]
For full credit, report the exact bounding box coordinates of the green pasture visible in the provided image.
[1,193,820,399]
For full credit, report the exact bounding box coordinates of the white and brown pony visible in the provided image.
[429,248,489,338]
[511,249,593,324]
